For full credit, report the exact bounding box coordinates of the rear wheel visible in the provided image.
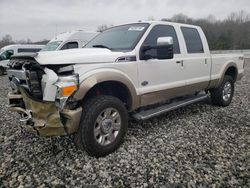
[75,95,128,157]
[210,75,234,107]
[0,67,5,76]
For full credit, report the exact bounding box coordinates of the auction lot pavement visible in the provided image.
[0,62,249,187]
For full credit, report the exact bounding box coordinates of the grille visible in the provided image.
[8,58,45,99]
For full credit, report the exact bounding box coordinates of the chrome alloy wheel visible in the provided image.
[94,108,121,146]
[222,81,232,102]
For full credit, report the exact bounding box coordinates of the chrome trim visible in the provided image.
[7,69,27,80]
[58,65,74,74]
[115,56,136,62]
[20,110,32,122]
[10,77,20,90]
[55,97,69,109]
[94,107,121,146]
[222,81,232,101]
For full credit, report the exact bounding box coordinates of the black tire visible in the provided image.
[210,75,235,107]
[75,95,128,157]
[0,67,4,76]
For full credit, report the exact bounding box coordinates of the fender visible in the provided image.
[209,61,238,89]
[218,61,238,85]
[73,69,140,111]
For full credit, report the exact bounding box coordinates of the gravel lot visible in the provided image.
[0,62,249,188]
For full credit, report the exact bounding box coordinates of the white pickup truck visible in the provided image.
[7,21,245,157]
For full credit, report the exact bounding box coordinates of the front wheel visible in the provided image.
[75,95,128,157]
[210,75,235,107]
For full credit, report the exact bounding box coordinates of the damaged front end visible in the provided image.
[7,55,82,136]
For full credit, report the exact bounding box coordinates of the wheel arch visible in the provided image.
[217,62,238,86]
[73,70,140,111]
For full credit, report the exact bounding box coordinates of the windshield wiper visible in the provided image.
[92,45,112,50]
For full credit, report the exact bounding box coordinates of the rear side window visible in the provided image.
[60,42,78,50]
[181,27,204,53]
[18,48,41,53]
[143,25,180,55]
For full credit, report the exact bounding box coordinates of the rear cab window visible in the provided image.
[181,27,204,54]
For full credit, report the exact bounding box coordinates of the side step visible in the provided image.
[132,94,208,121]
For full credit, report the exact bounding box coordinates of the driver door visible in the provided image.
[138,25,186,106]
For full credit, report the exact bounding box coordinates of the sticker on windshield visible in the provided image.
[128,27,145,31]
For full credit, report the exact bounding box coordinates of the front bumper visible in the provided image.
[8,88,82,136]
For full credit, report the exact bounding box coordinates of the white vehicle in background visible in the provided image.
[0,44,44,75]
[40,30,98,51]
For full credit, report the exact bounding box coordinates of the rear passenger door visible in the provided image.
[181,27,211,92]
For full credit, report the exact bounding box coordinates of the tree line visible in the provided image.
[0,35,48,49]
[1,10,250,50]
[161,10,250,50]
[92,10,250,50]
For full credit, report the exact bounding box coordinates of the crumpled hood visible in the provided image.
[35,48,127,65]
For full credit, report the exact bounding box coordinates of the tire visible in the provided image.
[0,67,4,76]
[210,75,235,107]
[75,95,128,157]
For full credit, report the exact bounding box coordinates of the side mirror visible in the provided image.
[156,37,174,60]
[157,36,173,46]
[140,36,174,60]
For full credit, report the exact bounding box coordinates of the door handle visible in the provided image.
[141,81,148,86]
[176,60,184,67]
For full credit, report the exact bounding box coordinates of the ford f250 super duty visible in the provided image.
[7,21,245,157]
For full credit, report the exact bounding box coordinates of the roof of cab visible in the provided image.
[114,21,201,30]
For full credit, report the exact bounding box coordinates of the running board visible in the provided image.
[132,94,208,121]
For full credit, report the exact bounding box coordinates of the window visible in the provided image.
[60,42,78,50]
[41,41,62,51]
[85,23,149,51]
[142,25,180,58]
[17,48,41,53]
[0,50,14,60]
[181,27,204,53]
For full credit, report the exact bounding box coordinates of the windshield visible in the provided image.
[41,41,62,51]
[85,23,149,51]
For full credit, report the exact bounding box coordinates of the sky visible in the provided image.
[0,0,250,41]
